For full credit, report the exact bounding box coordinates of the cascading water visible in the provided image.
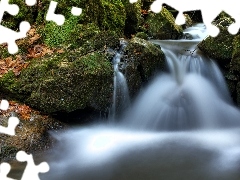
[110,39,130,120]
[32,24,240,180]
[121,25,239,130]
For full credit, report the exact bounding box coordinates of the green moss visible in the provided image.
[135,32,148,40]
[0,71,20,95]
[3,51,113,113]
[124,37,165,97]
[230,35,240,72]
[38,0,125,29]
[123,0,143,36]
[101,0,126,31]
[43,16,88,47]
[198,17,235,66]
[0,46,11,59]
[38,0,125,48]
[76,30,120,55]
[146,7,183,39]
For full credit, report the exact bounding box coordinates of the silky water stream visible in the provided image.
[12,24,240,180]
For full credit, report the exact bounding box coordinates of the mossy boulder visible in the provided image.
[146,7,183,39]
[135,32,148,40]
[123,37,165,97]
[39,0,126,47]
[123,0,143,37]
[0,51,113,113]
[230,35,240,106]
[198,16,235,67]
[231,35,240,72]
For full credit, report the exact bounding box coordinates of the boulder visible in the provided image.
[231,35,240,72]
[0,51,113,113]
[146,7,183,39]
[0,107,65,160]
[198,16,235,67]
[123,37,165,98]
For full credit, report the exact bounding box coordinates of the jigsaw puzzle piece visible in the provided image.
[200,5,220,37]
[0,116,19,136]
[46,1,65,26]
[0,21,30,54]
[16,151,50,180]
[0,162,16,180]
[0,0,19,23]
[222,0,240,35]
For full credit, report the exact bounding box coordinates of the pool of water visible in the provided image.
[8,126,240,180]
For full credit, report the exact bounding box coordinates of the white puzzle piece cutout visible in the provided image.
[0,99,9,111]
[0,0,33,54]
[71,7,82,16]
[16,151,50,180]
[0,21,30,54]
[0,116,19,136]
[0,163,16,180]
[46,1,65,26]
[25,0,37,6]
[0,100,19,136]
[129,0,138,3]
[0,0,19,23]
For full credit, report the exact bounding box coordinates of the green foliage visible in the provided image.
[0,71,19,94]
[43,16,81,47]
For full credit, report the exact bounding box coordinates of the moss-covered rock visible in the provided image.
[123,0,143,37]
[0,51,113,113]
[198,17,235,66]
[123,37,165,97]
[38,0,126,31]
[231,35,240,72]
[135,32,148,40]
[146,7,183,39]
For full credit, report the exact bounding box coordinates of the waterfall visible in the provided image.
[41,24,240,180]
[120,24,240,130]
[110,40,130,120]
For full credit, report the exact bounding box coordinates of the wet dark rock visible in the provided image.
[123,37,165,98]
[146,7,183,39]
[0,114,66,161]
[198,17,235,67]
